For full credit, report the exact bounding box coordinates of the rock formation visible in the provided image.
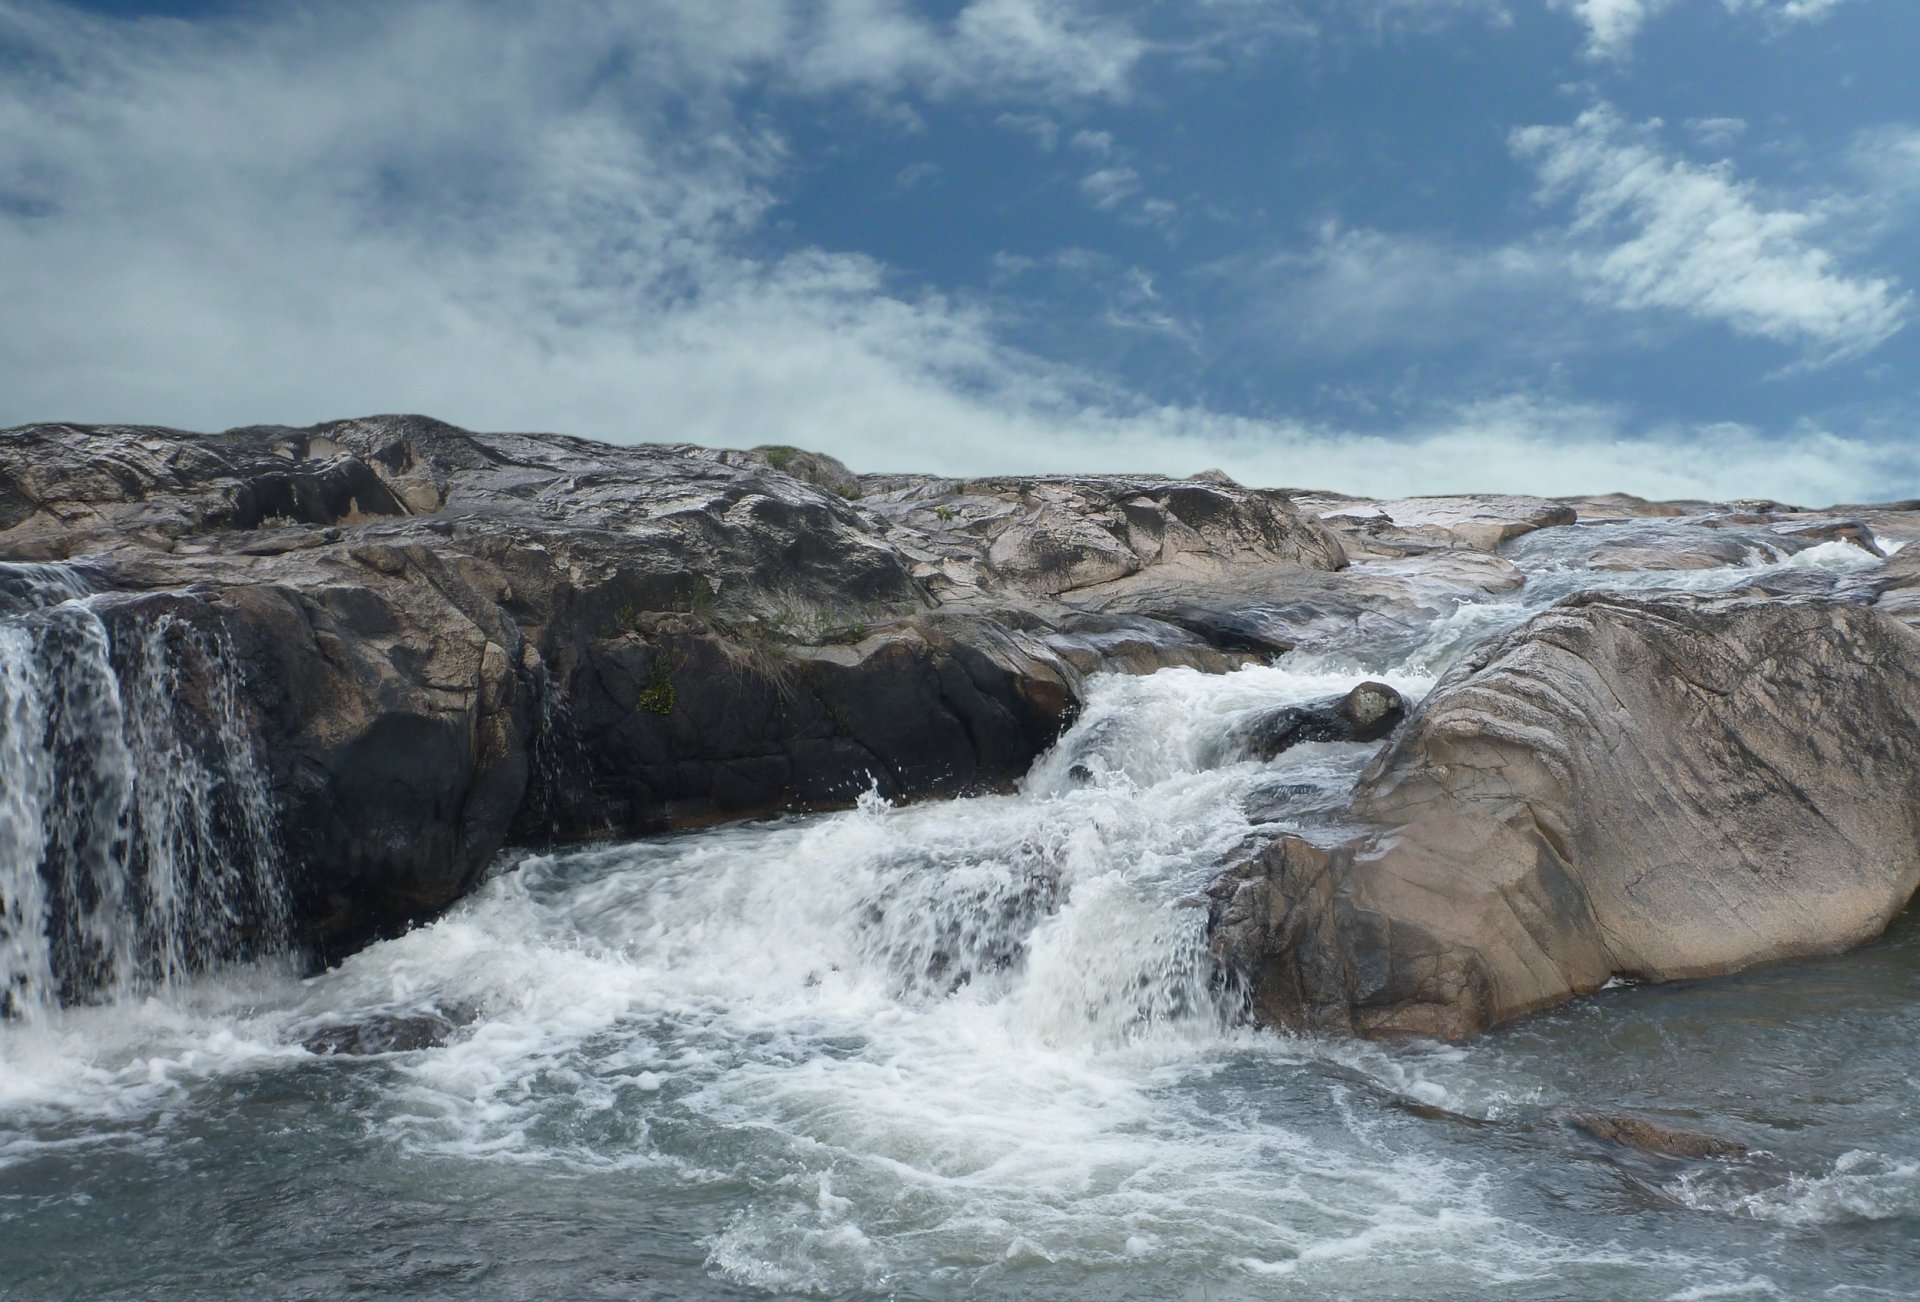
[0,416,1344,961]
[1209,592,1920,1039]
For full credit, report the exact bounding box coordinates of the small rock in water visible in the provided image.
[1567,1111,1747,1160]
[302,1003,478,1056]
[1226,680,1407,762]
[1388,1097,1488,1128]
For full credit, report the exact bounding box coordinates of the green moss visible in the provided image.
[760,445,796,470]
[637,652,678,715]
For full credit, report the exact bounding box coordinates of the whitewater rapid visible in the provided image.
[2,527,1915,1299]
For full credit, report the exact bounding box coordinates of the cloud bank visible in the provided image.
[0,0,1911,504]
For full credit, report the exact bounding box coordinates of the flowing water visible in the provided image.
[2,527,1916,1299]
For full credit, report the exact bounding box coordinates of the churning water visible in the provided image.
[2,528,1916,1299]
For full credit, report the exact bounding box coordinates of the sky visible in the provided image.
[0,0,1916,501]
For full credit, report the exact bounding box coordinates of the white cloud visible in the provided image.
[1556,0,1671,60]
[1078,166,1142,209]
[1684,116,1748,150]
[1512,106,1908,361]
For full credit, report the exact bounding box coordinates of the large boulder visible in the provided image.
[1209,593,1920,1040]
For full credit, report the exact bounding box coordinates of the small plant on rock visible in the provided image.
[637,650,679,715]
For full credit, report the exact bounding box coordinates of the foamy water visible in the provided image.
[1,522,1914,1299]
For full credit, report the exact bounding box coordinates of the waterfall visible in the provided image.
[0,564,285,1018]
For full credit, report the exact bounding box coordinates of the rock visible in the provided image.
[1872,546,1920,628]
[859,474,1348,605]
[1039,614,1256,677]
[302,1003,478,1055]
[1209,593,1920,1040]
[743,444,862,499]
[1554,493,1696,521]
[1388,1098,1490,1128]
[1776,519,1886,557]
[1567,1111,1747,1160]
[1218,682,1406,763]
[0,417,1014,959]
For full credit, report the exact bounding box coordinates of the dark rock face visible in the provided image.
[0,416,1348,964]
[1209,593,1920,1040]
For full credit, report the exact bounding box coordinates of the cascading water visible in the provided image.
[0,563,284,1018]
[0,526,1915,1300]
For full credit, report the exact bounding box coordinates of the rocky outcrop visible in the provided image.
[0,416,1347,963]
[1209,593,1920,1040]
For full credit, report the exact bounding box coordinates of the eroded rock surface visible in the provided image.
[1210,593,1920,1040]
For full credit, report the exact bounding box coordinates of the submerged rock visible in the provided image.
[1567,1112,1748,1161]
[302,1003,477,1055]
[1210,593,1920,1040]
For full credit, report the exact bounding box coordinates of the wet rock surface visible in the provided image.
[1217,681,1406,763]
[0,416,1347,961]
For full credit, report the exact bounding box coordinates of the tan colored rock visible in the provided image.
[1211,593,1920,1039]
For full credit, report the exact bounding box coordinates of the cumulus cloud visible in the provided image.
[1512,106,1909,361]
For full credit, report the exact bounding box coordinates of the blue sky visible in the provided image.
[1,0,1915,500]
